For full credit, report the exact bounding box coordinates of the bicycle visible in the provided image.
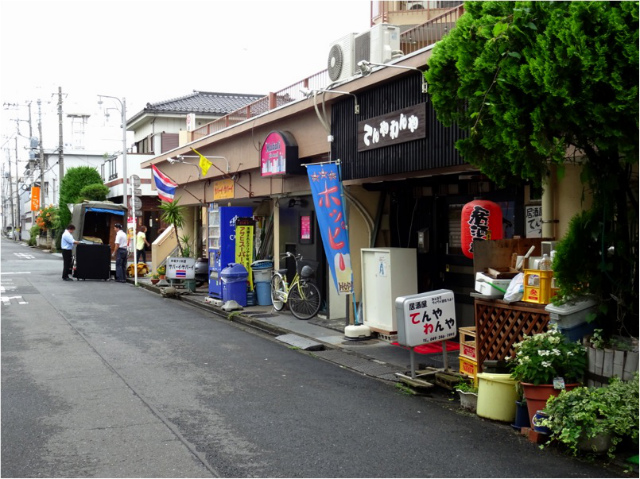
[270,252,321,320]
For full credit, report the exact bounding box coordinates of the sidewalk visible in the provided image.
[130,275,460,383]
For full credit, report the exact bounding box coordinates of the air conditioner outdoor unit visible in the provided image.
[327,33,357,83]
[354,24,401,71]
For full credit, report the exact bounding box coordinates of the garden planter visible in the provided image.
[150,279,160,285]
[577,430,612,454]
[512,400,530,430]
[476,373,518,422]
[521,382,579,425]
[457,390,478,413]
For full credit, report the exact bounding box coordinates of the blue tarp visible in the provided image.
[86,207,124,215]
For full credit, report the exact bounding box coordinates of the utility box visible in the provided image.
[361,248,417,332]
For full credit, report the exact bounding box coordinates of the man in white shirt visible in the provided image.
[61,224,79,281]
[111,223,128,283]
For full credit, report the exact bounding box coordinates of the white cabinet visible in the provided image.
[361,248,417,332]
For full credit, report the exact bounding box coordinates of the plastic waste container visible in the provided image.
[220,263,248,307]
[251,260,273,306]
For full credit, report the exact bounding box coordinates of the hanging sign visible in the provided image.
[213,178,235,200]
[235,218,254,290]
[396,289,456,347]
[460,200,503,258]
[358,103,426,152]
[30,186,40,211]
[525,205,542,238]
[260,131,303,176]
[307,163,353,294]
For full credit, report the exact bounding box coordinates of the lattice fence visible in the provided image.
[474,299,550,372]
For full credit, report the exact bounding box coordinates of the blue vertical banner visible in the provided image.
[307,163,354,295]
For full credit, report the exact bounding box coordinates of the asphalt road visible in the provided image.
[1,239,624,477]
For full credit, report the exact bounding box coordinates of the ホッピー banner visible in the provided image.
[307,163,353,295]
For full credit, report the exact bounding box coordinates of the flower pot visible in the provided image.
[578,430,613,454]
[521,382,579,426]
[532,410,552,435]
[150,279,159,285]
[476,373,518,422]
[512,400,531,431]
[457,390,478,413]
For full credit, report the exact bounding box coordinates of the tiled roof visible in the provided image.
[143,90,265,115]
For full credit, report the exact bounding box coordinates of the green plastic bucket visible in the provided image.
[476,373,518,422]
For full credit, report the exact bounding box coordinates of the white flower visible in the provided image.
[539,350,550,356]
[541,361,551,368]
[552,349,561,356]
[567,351,574,356]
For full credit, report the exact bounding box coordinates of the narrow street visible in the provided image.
[1,239,623,478]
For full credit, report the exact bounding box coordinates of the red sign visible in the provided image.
[460,200,503,258]
[260,131,301,177]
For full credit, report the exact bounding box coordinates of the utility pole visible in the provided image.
[14,136,21,240]
[58,87,64,204]
[37,99,45,207]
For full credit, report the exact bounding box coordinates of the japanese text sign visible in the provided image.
[307,163,353,294]
[357,103,426,152]
[166,257,196,280]
[30,186,40,211]
[396,290,456,347]
[235,219,254,290]
[260,131,302,177]
[525,205,542,238]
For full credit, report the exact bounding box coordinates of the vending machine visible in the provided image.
[208,204,253,298]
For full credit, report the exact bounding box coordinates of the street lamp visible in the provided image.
[98,95,128,217]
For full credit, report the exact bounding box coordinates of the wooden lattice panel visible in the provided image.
[474,299,550,372]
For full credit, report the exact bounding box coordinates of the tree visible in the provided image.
[159,198,186,256]
[77,183,109,202]
[56,166,106,249]
[425,1,638,335]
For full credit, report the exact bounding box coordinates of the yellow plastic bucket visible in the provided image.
[476,373,518,422]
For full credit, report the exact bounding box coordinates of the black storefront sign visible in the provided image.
[357,103,427,152]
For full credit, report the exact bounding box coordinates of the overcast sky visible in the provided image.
[1,0,371,152]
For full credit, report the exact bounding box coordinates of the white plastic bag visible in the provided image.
[503,273,524,303]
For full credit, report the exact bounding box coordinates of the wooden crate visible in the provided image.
[474,298,550,373]
[459,356,478,386]
[459,326,477,361]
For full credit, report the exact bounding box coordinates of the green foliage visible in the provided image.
[508,329,587,385]
[58,166,104,227]
[179,234,194,258]
[35,204,59,231]
[542,374,639,458]
[77,183,109,202]
[427,1,639,334]
[454,380,478,394]
[157,265,166,276]
[159,198,186,256]
[28,225,40,246]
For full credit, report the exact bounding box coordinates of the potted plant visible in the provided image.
[150,273,160,285]
[541,373,639,458]
[157,265,166,280]
[455,380,479,413]
[508,328,587,424]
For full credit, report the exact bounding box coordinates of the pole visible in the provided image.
[14,137,20,240]
[58,87,64,206]
[132,178,138,286]
[37,99,45,207]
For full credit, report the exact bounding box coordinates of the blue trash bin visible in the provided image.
[255,281,272,306]
[220,263,248,307]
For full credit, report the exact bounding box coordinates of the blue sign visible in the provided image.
[307,163,353,294]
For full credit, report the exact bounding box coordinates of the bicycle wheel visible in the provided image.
[288,281,321,320]
[271,274,286,311]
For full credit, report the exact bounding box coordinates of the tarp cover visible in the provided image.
[86,207,124,215]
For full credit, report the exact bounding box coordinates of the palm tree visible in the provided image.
[159,198,185,256]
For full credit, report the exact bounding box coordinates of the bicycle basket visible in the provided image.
[299,265,315,280]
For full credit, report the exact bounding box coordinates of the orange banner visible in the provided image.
[30,187,40,211]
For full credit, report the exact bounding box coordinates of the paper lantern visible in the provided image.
[461,200,503,258]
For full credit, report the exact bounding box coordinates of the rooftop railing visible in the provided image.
[190,4,464,142]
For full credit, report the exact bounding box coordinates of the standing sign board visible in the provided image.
[166,257,196,280]
[234,217,254,290]
[396,289,457,347]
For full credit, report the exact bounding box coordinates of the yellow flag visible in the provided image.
[193,148,213,176]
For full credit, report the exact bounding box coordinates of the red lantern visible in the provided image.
[460,200,503,258]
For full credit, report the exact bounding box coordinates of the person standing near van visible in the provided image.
[111,223,128,283]
[61,224,79,281]
[136,225,150,264]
